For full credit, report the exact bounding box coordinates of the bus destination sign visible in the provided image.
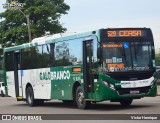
[107,30,145,37]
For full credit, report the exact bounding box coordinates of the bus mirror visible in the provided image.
[154,70,160,79]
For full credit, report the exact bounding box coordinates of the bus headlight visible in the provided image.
[102,81,109,87]
[102,81,115,90]
[110,84,115,90]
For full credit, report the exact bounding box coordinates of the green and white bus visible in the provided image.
[3,28,157,109]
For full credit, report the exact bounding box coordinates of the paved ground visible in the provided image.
[0,86,160,123]
[0,95,160,123]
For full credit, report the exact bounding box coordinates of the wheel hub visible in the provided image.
[77,91,84,104]
[27,92,32,104]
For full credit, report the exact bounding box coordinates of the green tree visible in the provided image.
[0,0,70,46]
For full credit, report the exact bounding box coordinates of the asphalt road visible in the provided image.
[0,96,160,123]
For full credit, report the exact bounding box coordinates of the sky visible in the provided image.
[0,0,160,50]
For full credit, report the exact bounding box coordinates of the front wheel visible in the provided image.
[75,86,91,109]
[120,99,133,106]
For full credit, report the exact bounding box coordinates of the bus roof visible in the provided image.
[3,27,151,53]
[4,29,101,52]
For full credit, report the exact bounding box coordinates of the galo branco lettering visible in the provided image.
[40,70,70,80]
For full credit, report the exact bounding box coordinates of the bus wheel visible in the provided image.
[26,87,36,106]
[1,91,5,97]
[75,86,91,109]
[120,99,133,106]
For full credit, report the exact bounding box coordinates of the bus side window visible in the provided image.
[5,52,14,71]
[67,39,82,65]
[21,49,30,70]
[30,47,37,68]
[54,42,69,66]
[49,43,55,66]
[43,44,50,67]
[36,46,43,68]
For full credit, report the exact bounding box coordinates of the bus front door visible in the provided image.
[83,40,94,98]
[14,51,23,100]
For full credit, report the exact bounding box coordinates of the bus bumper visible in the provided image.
[94,83,157,101]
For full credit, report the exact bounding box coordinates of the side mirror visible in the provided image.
[154,69,160,79]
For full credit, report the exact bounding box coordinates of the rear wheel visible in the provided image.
[26,87,44,106]
[26,87,36,106]
[1,90,5,97]
[75,86,91,109]
[120,99,133,106]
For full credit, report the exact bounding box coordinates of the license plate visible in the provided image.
[130,90,139,94]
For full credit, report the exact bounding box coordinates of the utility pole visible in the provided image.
[19,9,32,42]
[26,14,32,42]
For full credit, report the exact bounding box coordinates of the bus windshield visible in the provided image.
[102,41,154,72]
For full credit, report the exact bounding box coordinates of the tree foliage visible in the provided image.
[0,0,70,46]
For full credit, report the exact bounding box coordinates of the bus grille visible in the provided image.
[116,86,151,95]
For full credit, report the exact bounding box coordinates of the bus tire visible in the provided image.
[26,87,36,107]
[75,86,91,109]
[120,99,133,106]
[1,90,4,97]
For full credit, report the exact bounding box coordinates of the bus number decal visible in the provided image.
[107,31,116,37]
